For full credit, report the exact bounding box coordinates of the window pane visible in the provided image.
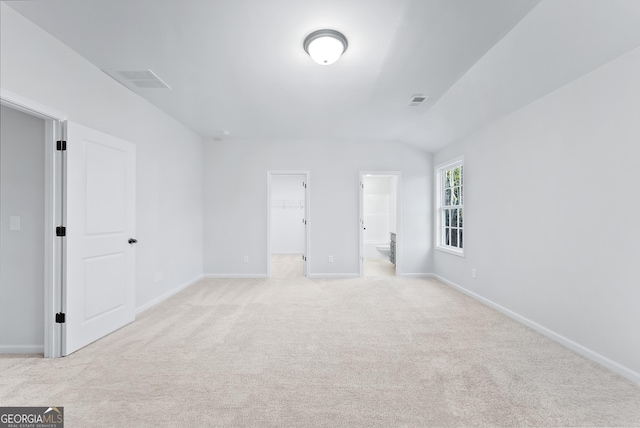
[451,228,458,247]
[459,208,463,228]
[444,170,451,188]
[451,209,458,227]
[459,229,463,249]
[445,228,450,246]
[444,189,451,206]
[460,185,463,204]
[453,167,461,186]
[444,209,450,227]
[453,187,460,205]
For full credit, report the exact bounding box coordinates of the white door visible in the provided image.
[63,122,136,355]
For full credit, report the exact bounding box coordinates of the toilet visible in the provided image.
[376,244,391,256]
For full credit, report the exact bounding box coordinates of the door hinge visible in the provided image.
[302,182,307,188]
[56,226,66,237]
[56,140,67,151]
[55,312,66,323]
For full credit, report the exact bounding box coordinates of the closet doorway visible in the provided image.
[267,171,310,278]
[0,104,47,354]
[359,171,401,277]
[1,91,65,358]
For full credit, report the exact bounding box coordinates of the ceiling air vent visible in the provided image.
[103,69,171,90]
[408,94,429,107]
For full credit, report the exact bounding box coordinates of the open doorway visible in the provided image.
[0,105,46,354]
[0,91,65,358]
[267,171,310,279]
[359,172,401,277]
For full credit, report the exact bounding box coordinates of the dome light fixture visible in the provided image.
[303,29,348,65]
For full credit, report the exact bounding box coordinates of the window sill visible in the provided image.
[435,246,465,258]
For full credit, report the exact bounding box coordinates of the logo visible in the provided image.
[0,407,64,428]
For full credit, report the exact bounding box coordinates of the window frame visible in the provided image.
[435,156,465,257]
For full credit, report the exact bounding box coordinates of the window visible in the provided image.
[436,157,464,256]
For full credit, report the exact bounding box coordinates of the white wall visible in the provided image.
[271,174,305,254]
[433,46,640,382]
[0,4,204,312]
[0,105,45,352]
[204,139,432,277]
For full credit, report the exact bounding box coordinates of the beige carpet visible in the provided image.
[1,275,640,427]
[271,254,304,279]
[364,258,396,277]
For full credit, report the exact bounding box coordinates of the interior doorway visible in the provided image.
[0,105,46,354]
[0,91,65,358]
[359,172,401,277]
[267,171,310,279]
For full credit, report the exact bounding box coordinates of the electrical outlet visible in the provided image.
[471,268,477,279]
[243,256,249,264]
[155,272,163,282]
[328,255,334,263]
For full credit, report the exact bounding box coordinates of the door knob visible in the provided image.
[128,238,138,244]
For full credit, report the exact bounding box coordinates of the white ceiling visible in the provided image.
[6,0,640,151]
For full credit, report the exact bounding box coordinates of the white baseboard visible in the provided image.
[136,274,204,315]
[0,345,44,354]
[307,273,360,279]
[204,274,268,279]
[432,274,640,386]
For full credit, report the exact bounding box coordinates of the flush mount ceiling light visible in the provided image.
[303,29,348,65]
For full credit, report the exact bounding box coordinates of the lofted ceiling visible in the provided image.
[5,0,640,151]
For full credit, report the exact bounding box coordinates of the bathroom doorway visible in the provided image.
[267,171,310,279]
[359,172,401,277]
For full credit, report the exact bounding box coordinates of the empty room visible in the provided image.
[1,0,639,426]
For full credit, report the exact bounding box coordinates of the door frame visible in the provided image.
[266,171,310,277]
[1,88,66,358]
[359,171,402,277]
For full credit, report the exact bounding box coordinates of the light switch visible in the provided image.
[9,216,21,231]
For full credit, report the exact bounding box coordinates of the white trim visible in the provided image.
[1,90,67,359]
[433,274,640,386]
[434,246,465,257]
[0,345,45,354]
[307,273,360,279]
[267,171,310,278]
[135,275,203,315]
[204,274,269,279]
[0,88,66,121]
[359,171,402,277]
